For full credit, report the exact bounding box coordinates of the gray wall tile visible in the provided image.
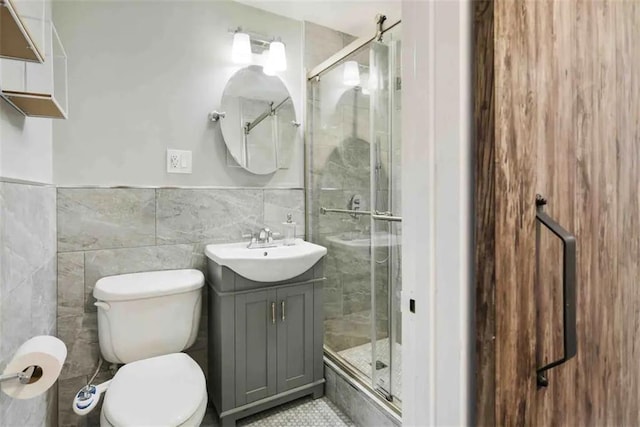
[330,364,399,427]
[0,183,57,427]
[83,244,194,311]
[58,313,100,381]
[156,189,263,244]
[57,188,156,252]
[1,183,56,291]
[264,189,306,238]
[304,21,354,70]
[55,186,311,421]
[58,252,85,316]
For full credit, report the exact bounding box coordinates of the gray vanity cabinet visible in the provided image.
[275,283,315,392]
[234,284,314,405]
[234,289,278,405]
[208,259,325,427]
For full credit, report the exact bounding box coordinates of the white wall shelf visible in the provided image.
[1,22,68,119]
[0,0,45,63]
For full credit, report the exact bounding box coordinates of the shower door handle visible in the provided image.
[535,195,577,387]
[372,211,402,222]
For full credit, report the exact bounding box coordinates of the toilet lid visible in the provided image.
[103,353,206,426]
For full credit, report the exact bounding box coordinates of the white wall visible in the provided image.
[401,0,472,425]
[52,0,303,187]
[0,0,53,184]
[0,103,53,183]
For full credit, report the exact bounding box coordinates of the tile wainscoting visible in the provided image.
[0,181,57,427]
[56,187,305,426]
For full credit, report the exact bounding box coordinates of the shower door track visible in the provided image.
[306,19,401,81]
[324,346,402,419]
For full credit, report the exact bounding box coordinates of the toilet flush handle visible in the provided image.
[94,301,110,311]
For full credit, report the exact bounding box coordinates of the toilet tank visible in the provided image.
[93,269,205,364]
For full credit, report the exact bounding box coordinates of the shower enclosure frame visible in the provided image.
[304,17,402,418]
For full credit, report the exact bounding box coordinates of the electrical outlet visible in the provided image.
[167,149,192,174]
[170,154,179,168]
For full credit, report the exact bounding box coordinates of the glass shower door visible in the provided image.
[369,39,402,406]
[306,26,402,412]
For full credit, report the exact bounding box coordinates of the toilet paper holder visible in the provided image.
[0,365,37,385]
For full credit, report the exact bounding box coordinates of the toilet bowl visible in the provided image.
[100,353,207,427]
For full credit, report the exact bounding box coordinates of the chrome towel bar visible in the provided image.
[319,207,402,222]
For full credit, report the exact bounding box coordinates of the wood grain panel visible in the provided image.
[473,1,495,424]
[475,0,640,424]
[616,4,640,425]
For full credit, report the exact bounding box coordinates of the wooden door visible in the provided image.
[475,0,640,424]
[234,289,278,405]
[276,283,314,392]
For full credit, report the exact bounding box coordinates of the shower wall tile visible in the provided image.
[58,252,85,316]
[304,21,348,70]
[264,189,305,237]
[156,189,263,244]
[0,182,57,427]
[83,243,195,311]
[57,188,156,252]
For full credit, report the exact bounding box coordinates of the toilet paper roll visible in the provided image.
[1,335,67,399]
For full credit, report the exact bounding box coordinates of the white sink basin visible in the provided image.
[205,239,327,282]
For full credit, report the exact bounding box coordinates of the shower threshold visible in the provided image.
[324,345,402,418]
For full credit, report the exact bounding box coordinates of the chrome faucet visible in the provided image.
[244,227,278,249]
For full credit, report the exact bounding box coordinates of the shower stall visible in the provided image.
[306,21,402,412]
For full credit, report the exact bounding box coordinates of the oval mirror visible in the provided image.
[219,66,298,175]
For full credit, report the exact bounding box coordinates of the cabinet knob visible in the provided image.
[281,300,286,321]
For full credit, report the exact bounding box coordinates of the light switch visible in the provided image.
[167,149,192,174]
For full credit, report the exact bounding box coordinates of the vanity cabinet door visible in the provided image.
[235,289,278,405]
[276,283,314,392]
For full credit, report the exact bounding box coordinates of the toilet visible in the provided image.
[92,269,207,426]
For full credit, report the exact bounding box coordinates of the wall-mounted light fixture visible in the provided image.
[262,51,276,76]
[231,31,252,65]
[343,61,361,86]
[229,28,287,74]
[269,40,287,72]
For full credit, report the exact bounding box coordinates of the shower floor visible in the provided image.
[337,338,403,404]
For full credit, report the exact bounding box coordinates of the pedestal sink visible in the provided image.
[204,238,327,282]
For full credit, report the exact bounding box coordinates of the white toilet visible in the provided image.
[92,269,207,426]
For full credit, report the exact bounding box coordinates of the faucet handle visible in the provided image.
[242,231,258,243]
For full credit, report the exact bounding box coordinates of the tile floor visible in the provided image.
[201,396,354,427]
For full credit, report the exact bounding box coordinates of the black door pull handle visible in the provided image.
[535,194,577,387]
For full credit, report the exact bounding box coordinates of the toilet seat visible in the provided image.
[101,353,207,427]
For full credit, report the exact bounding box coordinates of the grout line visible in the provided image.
[154,189,158,246]
[82,251,88,314]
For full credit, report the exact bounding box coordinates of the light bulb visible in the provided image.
[232,32,252,64]
[262,51,275,76]
[269,41,287,72]
[343,61,360,86]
